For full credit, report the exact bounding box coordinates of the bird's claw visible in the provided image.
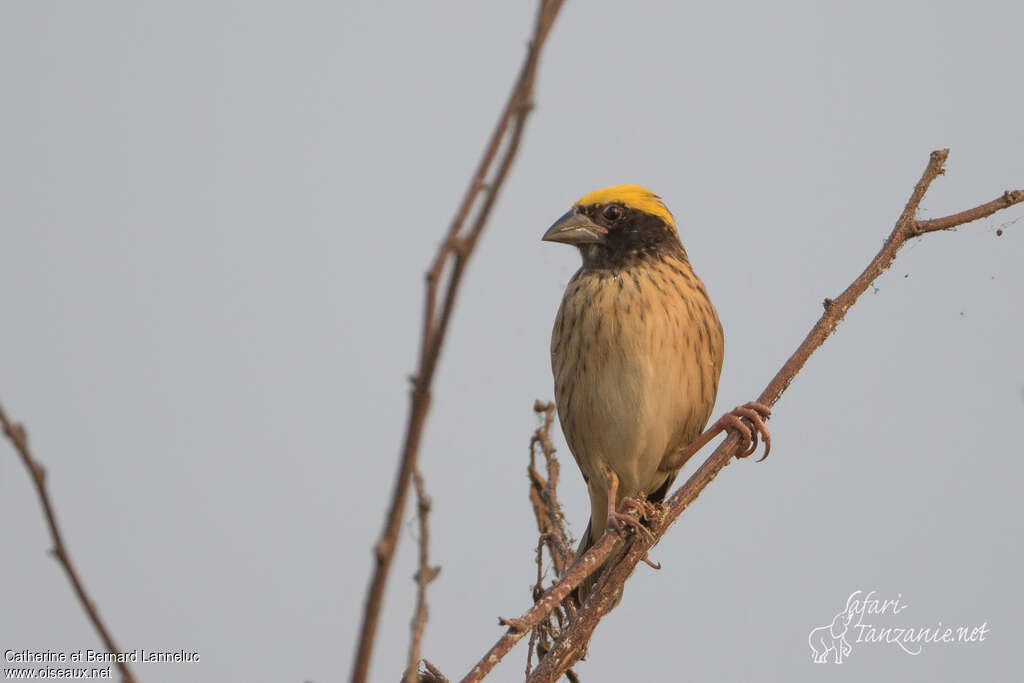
[724,401,772,461]
[608,511,655,542]
[608,496,655,542]
[619,496,657,519]
[640,552,661,570]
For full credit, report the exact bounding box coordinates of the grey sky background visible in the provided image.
[2,1,1022,681]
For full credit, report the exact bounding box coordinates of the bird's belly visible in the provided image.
[569,356,682,495]
[553,292,714,499]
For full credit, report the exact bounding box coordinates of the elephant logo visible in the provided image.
[808,593,857,663]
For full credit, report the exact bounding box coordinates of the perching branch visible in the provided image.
[463,533,619,683]
[468,149,1024,681]
[0,403,138,683]
[349,2,566,681]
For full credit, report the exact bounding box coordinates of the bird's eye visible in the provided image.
[602,205,623,222]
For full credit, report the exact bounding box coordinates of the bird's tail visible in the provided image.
[572,517,603,605]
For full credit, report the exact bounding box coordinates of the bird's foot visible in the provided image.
[607,496,655,542]
[722,401,772,461]
[660,400,773,471]
[618,495,657,519]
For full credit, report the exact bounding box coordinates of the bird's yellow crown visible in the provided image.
[574,184,676,230]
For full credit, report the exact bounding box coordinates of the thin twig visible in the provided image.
[461,533,620,683]
[468,149,1024,681]
[527,400,573,576]
[404,466,436,683]
[349,2,566,681]
[526,534,545,677]
[914,189,1024,233]
[524,400,575,678]
[0,403,138,683]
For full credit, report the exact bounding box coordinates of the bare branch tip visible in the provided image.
[498,616,528,632]
[533,399,555,415]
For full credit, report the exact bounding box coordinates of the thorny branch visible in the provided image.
[524,401,576,678]
[466,149,1024,682]
[526,401,573,577]
[349,1,566,681]
[0,403,138,683]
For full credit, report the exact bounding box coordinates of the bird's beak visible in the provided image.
[542,208,607,245]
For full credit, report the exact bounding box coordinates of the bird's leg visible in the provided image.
[604,471,655,541]
[660,401,772,472]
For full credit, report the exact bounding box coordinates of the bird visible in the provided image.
[544,184,770,602]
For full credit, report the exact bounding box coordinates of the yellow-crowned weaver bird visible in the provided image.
[544,185,771,601]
